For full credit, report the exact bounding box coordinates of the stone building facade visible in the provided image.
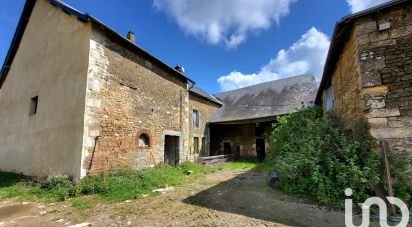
[0,0,217,179]
[82,27,193,174]
[0,0,317,179]
[317,0,412,155]
[188,91,221,159]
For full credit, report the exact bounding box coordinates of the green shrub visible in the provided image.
[388,153,412,205]
[40,175,77,201]
[79,175,109,195]
[268,107,381,204]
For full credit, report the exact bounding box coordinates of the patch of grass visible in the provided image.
[70,196,98,210]
[98,162,215,201]
[0,171,45,200]
[0,161,270,204]
[218,161,256,171]
[0,162,216,203]
[216,158,265,171]
[0,171,29,187]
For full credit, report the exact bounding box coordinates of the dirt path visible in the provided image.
[0,170,352,226]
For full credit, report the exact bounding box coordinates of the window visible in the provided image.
[193,137,199,153]
[30,96,38,115]
[325,85,334,111]
[138,134,150,148]
[192,109,199,128]
[201,137,206,154]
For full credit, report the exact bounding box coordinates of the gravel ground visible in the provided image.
[0,169,370,227]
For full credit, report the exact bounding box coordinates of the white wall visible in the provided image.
[0,0,91,179]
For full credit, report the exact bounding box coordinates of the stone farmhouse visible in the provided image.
[316,0,412,155]
[0,0,317,179]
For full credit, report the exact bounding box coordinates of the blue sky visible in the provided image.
[0,0,388,93]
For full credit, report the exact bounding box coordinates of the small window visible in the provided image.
[30,96,38,115]
[325,86,334,111]
[192,109,199,128]
[201,137,206,154]
[193,137,199,153]
[138,134,150,148]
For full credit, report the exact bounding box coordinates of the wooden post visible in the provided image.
[380,140,396,215]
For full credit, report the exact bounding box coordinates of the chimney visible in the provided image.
[174,64,185,73]
[127,31,135,43]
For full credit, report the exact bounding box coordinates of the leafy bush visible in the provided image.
[40,175,72,190]
[268,107,382,204]
[40,175,77,201]
[388,153,412,205]
[79,175,109,195]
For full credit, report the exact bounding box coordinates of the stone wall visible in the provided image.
[323,3,412,155]
[355,3,412,154]
[323,29,363,131]
[188,94,220,159]
[209,121,272,158]
[82,27,191,175]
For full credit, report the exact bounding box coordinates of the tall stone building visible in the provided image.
[0,0,317,179]
[316,0,412,155]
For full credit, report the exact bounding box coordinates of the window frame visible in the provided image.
[192,109,199,128]
[325,85,335,112]
[30,96,38,115]
[136,130,152,149]
[193,137,199,153]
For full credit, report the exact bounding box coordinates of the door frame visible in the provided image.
[256,138,266,161]
[162,130,182,165]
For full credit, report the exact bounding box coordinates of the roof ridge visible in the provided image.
[215,74,315,96]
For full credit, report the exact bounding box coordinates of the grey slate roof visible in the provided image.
[190,86,222,105]
[209,75,318,123]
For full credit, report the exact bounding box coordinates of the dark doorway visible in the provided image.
[235,145,241,160]
[256,139,265,162]
[223,142,232,155]
[164,136,179,166]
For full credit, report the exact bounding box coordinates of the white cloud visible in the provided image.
[346,0,390,13]
[153,0,295,49]
[217,27,330,91]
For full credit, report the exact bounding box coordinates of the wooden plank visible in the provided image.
[380,140,396,215]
